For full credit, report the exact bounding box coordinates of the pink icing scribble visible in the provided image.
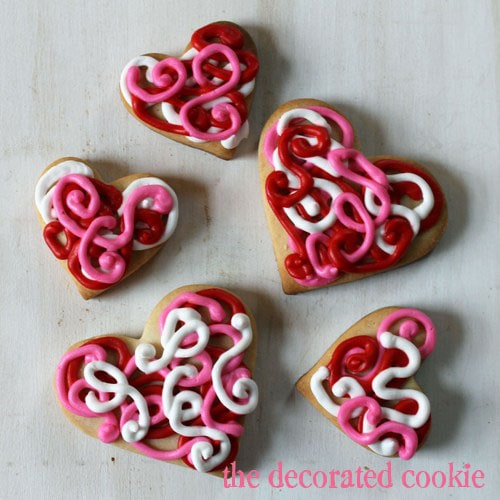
[323,308,436,459]
[179,44,242,141]
[377,308,436,359]
[51,175,174,285]
[55,290,255,472]
[337,396,418,460]
[264,106,439,288]
[126,58,187,104]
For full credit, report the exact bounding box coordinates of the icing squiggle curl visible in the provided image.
[56,289,258,473]
[337,396,418,460]
[310,308,435,460]
[36,160,178,290]
[121,22,259,150]
[264,106,445,287]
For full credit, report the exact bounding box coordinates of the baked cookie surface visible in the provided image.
[55,285,258,474]
[296,307,436,460]
[35,157,178,299]
[120,21,259,160]
[259,99,447,294]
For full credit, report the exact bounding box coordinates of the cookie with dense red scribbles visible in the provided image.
[259,99,448,294]
[120,21,259,160]
[55,285,258,475]
[296,307,435,460]
[35,157,178,299]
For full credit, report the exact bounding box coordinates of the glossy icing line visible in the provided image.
[84,360,150,443]
[36,160,95,222]
[264,106,444,287]
[36,160,178,289]
[120,23,259,150]
[309,308,435,460]
[55,289,258,473]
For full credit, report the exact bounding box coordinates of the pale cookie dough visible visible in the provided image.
[296,307,436,460]
[120,21,259,160]
[35,157,178,299]
[55,285,259,475]
[258,99,448,294]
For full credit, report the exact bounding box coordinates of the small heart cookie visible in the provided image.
[120,21,259,160]
[55,285,258,474]
[259,99,447,294]
[35,157,178,299]
[296,307,436,460]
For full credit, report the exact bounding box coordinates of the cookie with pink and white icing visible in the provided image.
[120,21,259,160]
[35,157,178,299]
[259,99,448,294]
[296,307,436,460]
[55,285,258,474]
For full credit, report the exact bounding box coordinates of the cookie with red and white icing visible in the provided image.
[259,99,447,294]
[120,21,259,160]
[55,285,258,474]
[296,307,435,460]
[35,157,178,299]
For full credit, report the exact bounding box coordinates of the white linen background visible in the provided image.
[0,1,498,499]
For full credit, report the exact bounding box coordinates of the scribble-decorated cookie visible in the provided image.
[120,21,259,160]
[296,307,436,460]
[55,285,258,474]
[259,99,447,294]
[35,157,178,299]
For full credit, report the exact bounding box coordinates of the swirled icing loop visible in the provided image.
[36,160,178,290]
[55,289,258,473]
[264,106,445,287]
[120,23,259,150]
[309,308,435,460]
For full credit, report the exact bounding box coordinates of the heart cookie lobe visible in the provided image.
[296,307,436,460]
[55,285,259,474]
[35,157,179,299]
[259,99,447,294]
[120,21,259,160]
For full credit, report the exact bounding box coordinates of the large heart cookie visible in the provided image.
[120,21,259,160]
[55,285,258,474]
[35,157,178,299]
[296,307,435,459]
[259,99,447,294]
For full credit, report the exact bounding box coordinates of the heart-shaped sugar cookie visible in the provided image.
[120,21,259,160]
[296,307,436,459]
[259,99,447,294]
[55,285,258,474]
[35,157,178,299]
